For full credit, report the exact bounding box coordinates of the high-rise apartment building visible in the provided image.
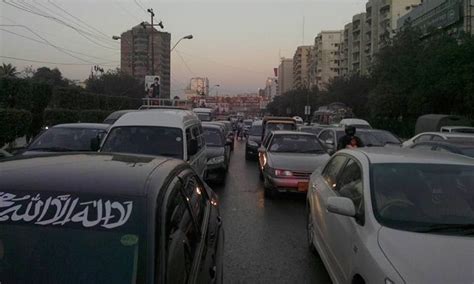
[398,0,473,37]
[120,23,171,98]
[365,0,420,64]
[264,77,278,100]
[292,46,312,90]
[189,77,209,96]
[277,58,294,96]
[311,31,343,90]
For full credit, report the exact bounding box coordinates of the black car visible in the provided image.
[21,123,109,155]
[203,124,231,184]
[206,121,234,151]
[0,153,224,284]
[411,139,474,158]
[245,120,263,160]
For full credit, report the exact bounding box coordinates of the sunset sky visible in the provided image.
[0,0,366,95]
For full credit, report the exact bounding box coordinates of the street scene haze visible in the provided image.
[1,0,474,283]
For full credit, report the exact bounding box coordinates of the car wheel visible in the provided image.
[307,208,317,254]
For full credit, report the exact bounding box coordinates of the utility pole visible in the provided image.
[147,8,155,75]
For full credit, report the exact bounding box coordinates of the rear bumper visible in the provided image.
[266,176,310,192]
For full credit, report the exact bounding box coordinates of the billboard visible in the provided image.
[145,75,160,98]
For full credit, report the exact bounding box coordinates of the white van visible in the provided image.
[100,109,207,177]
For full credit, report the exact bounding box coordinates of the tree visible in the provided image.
[85,68,143,98]
[0,63,19,78]
[32,67,69,86]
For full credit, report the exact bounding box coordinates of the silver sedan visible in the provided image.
[307,147,474,284]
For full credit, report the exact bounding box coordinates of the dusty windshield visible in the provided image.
[101,126,183,159]
[28,128,106,152]
[372,163,474,235]
[269,134,325,154]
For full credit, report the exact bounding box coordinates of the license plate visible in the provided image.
[297,182,309,192]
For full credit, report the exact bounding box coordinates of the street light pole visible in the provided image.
[171,35,194,52]
[147,8,155,75]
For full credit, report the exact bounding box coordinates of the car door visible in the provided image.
[187,125,207,178]
[309,154,348,281]
[326,158,364,283]
[319,130,336,153]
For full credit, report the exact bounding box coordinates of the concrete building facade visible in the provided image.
[397,0,474,37]
[120,23,171,98]
[264,77,278,100]
[292,46,312,90]
[312,31,344,90]
[277,58,294,96]
[341,22,353,77]
[365,0,421,64]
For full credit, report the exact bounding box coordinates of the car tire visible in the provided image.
[307,208,317,254]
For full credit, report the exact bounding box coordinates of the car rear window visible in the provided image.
[0,191,146,284]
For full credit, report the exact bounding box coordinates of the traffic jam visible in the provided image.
[1,105,474,283]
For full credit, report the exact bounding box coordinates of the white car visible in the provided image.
[440,126,474,134]
[339,118,371,129]
[307,147,474,284]
[402,131,474,147]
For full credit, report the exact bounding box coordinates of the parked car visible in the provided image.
[410,139,474,158]
[318,127,401,154]
[21,123,109,155]
[202,124,231,184]
[0,149,12,160]
[440,126,474,134]
[338,118,371,129]
[415,114,471,134]
[261,117,297,140]
[258,131,330,198]
[307,147,474,284]
[402,132,474,148]
[103,110,137,124]
[206,121,234,151]
[0,153,224,284]
[245,120,263,160]
[100,109,207,178]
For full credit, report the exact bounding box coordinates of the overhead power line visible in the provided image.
[0,55,117,66]
[133,0,147,12]
[0,28,117,62]
[2,0,119,50]
[175,50,196,77]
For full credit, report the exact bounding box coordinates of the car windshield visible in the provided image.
[371,163,474,235]
[0,192,145,283]
[203,128,224,147]
[249,125,262,136]
[196,113,211,121]
[101,126,183,159]
[268,134,325,154]
[28,127,106,152]
[265,123,295,137]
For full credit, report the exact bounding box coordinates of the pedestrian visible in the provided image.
[237,120,244,141]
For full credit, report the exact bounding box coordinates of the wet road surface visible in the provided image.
[212,140,331,283]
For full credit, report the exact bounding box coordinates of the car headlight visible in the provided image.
[248,140,258,147]
[208,156,225,164]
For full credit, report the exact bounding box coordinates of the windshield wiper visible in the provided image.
[28,147,76,152]
[414,224,474,235]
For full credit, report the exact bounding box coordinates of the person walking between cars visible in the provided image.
[338,125,364,150]
[237,120,244,141]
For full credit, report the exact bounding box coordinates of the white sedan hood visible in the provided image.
[378,226,474,283]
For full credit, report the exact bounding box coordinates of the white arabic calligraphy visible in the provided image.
[0,192,133,229]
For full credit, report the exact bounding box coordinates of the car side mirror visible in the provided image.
[188,139,199,156]
[90,137,101,151]
[327,197,356,217]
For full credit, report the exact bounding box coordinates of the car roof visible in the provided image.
[414,139,474,148]
[271,130,315,136]
[415,132,474,138]
[53,123,110,129]
[0,153,181,197]
[344,147,474,165]
[202,124,224,131]
[113,109,199,128]
[339,118,370,125]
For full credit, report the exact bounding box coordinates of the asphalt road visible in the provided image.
[212,139,332,284]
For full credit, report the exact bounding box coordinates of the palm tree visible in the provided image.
[0,63,18,78]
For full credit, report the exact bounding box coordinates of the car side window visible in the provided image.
[262,133,273,148]
[322,155,348,190]
[191,125,204,152]
[164,180,200,283]
[414,134,432,143]
[182,174,210,230]
[337,159,364,218]
[434,146,451,153]
[431,135,444,141]
[413,144,434,150]
[319,130,334,143]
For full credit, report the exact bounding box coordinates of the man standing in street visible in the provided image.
[151,77,160,98]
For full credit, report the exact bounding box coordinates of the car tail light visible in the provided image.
[275,169,293,177]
